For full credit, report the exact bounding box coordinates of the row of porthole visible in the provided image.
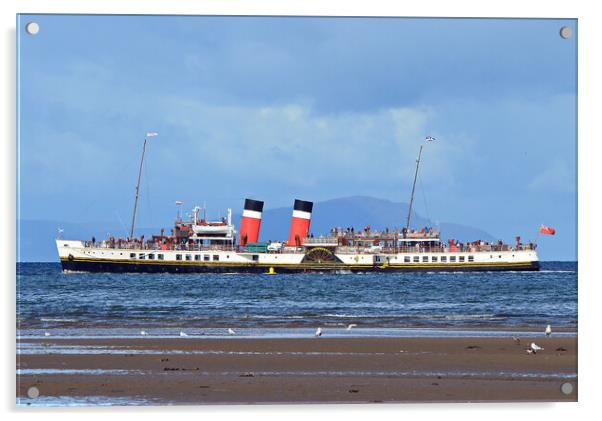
[128,253,232,262]
[127,253,290,262]
[395,255,476,263]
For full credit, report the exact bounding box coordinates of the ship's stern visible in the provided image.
[521,248,540,271]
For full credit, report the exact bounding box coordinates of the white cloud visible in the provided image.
[156,98,443,193]
[21,57,572,221]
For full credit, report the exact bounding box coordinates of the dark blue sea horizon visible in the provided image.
[16,262,577,333]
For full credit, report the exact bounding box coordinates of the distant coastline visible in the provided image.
[17,196,575,262]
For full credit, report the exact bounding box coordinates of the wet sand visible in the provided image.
[17,336,577,404]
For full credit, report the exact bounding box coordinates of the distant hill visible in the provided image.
[249,196,494,243]
[17,196,494,262]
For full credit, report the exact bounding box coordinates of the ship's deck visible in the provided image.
[75,241,536,255]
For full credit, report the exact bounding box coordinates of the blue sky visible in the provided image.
[17,15,577,260]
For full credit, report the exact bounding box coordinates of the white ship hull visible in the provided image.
[56,240,540,273]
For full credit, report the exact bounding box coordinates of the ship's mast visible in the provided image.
[129,133,157,239]
[405,144,423,232]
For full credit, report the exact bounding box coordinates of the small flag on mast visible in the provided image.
[146,132,158,137]
[539,225,556,235]
[425,136,436,142]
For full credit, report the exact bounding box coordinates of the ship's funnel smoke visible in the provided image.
[239,198,264,246]
[287,199,313,247]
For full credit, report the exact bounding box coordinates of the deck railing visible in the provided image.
[83,241,236,252]
[83,240,535,254]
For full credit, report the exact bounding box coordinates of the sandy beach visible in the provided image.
[17,335,577,404]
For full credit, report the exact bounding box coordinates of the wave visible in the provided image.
[40,318,79,323]
[539,270,576,273]
[17,368,142,376]
[17,395,155,407]
[319,313,506,321]
[442,314,507,321]
[238,370,577,380]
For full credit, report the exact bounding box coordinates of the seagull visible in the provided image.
[179,331,189,337]
[44,332,50,337]
[140,330,148,336]
[315,327,322,337]
[228,328,236,335]
[346,324,357,331]
[512,336,521,345]
[545,325,552,337]
[529,342,544,354]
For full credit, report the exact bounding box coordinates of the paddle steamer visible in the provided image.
[56,136,540,273]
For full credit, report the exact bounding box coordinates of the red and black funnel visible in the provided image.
[239,198,264,246]
[287,199,313,247]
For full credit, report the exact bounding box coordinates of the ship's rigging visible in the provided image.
[129,132,157,239]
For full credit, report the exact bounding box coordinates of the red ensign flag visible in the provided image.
[539,225,556,235]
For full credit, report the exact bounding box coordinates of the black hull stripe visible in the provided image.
[62,256,537,268]
[60,258,539,273]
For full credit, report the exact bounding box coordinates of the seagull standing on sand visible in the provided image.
[528,342,544,354]
[346,324,357,331]
[315,327,322,337]
[228,328,236,335]
[512,336,520,345]
[179,331,189,337]
[545,325,552,337]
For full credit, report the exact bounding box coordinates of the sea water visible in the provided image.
[16,262,577,336]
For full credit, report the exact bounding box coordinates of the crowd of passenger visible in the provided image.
[84,233,536,254]
[329,225,439,238]
[84,235,235,251]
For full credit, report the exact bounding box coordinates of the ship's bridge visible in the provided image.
[302,236,339,247]
[397,236,441,244]
[396,231,442,250]
[301,229,444,251]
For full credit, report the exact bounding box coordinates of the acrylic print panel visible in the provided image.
[16,14,577,406]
